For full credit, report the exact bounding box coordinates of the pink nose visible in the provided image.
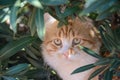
[63,48,75,59]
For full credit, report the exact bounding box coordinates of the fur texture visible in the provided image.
[42,13,101,80]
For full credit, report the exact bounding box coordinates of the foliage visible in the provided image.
[0,0,120,80]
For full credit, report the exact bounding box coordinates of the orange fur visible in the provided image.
[42,13,101,80]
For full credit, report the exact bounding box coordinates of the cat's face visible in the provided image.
[42,18,100,60]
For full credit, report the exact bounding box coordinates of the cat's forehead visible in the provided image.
[57,26,76,38]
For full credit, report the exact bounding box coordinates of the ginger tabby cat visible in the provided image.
[42,13,101,80]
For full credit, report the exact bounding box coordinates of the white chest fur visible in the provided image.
[42,48,99,80]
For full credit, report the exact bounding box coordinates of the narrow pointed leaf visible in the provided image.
[79,46,102,59]
[94,58,110,66]
[5,63,29,75]
[88,66,106,80]
[10,0,20,33]
[71,64,95,74]
[0,36,36,60]
[28,8,36,36]
[35,8,45,40]
[104,69,113,80]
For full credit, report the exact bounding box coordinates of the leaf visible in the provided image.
[96,11,112,21]
[5,63,29,75]
[0,36,36,60]
[2,76,16,80]
[79,46,102,59]
[28,8,36,36]
[61,6,79,18]
[99,26,113,51]
[25,56,43,69]
[26,0,43,9]
[88,66,106,80]
[80,0,105,15]
[71,64,95,74]
[10,0,21,33]
[110,60,120,71]
[35,8,45,40]
[0,0,15,5]
[41,0,69,6]
[104,69,113,80]
[94,58,110,66]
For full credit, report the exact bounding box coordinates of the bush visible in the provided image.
[0,0,120,80]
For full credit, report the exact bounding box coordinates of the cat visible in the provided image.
[42,13,101,80]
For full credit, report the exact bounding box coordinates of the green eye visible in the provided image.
[54,39,62,46]
[72,38,81,45]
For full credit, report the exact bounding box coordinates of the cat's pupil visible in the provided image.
[72,38,80,45]
[54,39,62,46]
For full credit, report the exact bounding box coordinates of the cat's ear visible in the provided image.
[44,13,57,28]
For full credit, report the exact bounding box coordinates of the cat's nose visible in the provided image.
[63,48,75,58]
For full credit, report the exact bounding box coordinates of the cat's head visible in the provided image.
[42,17,101,60]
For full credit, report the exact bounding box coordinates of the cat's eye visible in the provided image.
[72,38,81,45]
[53,39,62,46]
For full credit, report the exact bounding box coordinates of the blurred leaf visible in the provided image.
[104,69,113,80]
[110,60,120,71]
[94,58,110,66]
[96,11,112,21]
[71,64,95,74]
[25,56,43,69]
[97,0,117,14]
[88,66,106,80]
[80,0,105,15]
[25,46,39,60]
[28,8,36,36]
[26,0,43,9]
[41,0,69,6]
[35,8,45,40]
[0,0,16,9]
[5,63,29,75]
[79,46,102,59]
[61,6,79,18]
[10,0,21,33]
[2,76,16,80]
[25,69,48,79]
[0,36,36,60]
[99,26,113,51]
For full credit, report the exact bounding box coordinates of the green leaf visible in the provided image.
[10,0,21,33]
[71,64,95,74]
[28,8,36,36]
[5,63,29,75]
[79,46,102,59]
[88,66,106,80]
[0,0,16,8]
[96,11,112,21]
[94,58,110,66]
[104,69,113,80]
[41,0,69,6]
[35,8,45,40]
[80,0,105,15]
[99,26,113,51]
[2,76,16,80]
[110,60,120,71]
[0,36,36,60]
[26,0,43,9]
[96,0,118,14]
[61,6,79,18]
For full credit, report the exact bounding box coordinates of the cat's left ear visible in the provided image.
[44,13,57,28]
